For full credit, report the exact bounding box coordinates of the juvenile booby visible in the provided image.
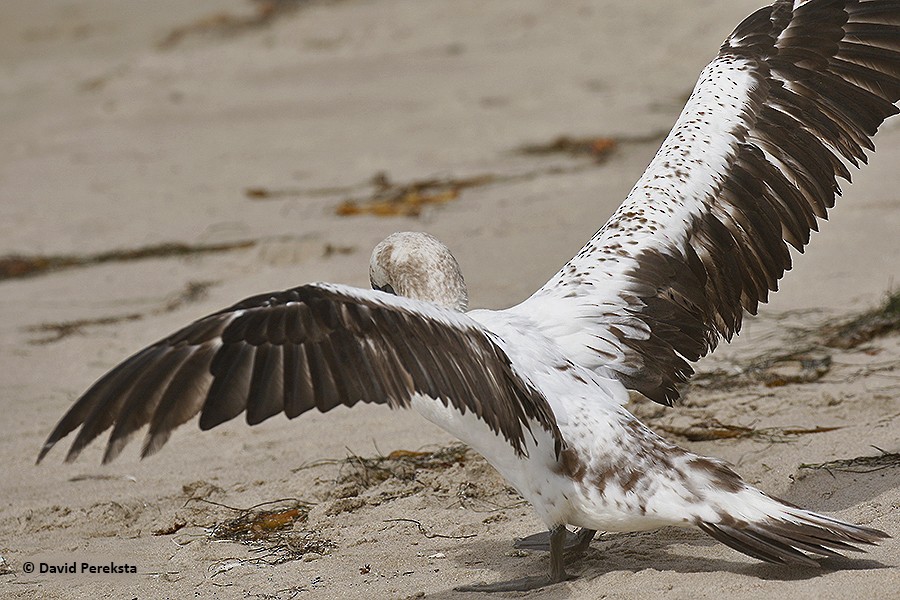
[40,0,896,591]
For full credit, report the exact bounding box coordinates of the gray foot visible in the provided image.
[514,527,597,554]
[458,526,576,592]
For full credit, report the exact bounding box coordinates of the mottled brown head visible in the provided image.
[369,232,468,311]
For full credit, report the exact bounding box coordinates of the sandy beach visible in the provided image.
[1,1,898,598]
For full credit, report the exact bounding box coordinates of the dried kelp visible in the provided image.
[336,173,494,218]
[0,241,253,282]
[656,419,842,443]
[825,290,900,349]
[382,518,476,540]
[517,135,617,162]
[294,444,520,514]
[25,280,214,344]
[302,445,471,494]
[690,350,832,392]
[205,498,334,565]
[160,0,316,49]
[254,132,633,217]
[800,450,900,474]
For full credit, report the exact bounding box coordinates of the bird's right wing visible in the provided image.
[39,283,562,464]
[512,0,900,405]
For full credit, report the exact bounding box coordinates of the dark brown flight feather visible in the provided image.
[38,284,562,464]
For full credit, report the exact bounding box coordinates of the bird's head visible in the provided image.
[369,231,468,311]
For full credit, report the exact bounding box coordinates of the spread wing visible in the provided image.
[39,283,562,464]
[512,0,900,405]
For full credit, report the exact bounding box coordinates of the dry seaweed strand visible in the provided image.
[382,518,477,540]
[202,497,311,541]
[254,136,624,217]
[453,481,528,513]
[799,448,900,474]
[249,131,666,207]
[0,241,254,282]
[196,497,334,565]
[332,165,606,218]
[655,419,843,443]
[690,349,832,391]
[517,135,617,161]
[292,444,518,510]
[250,166,591,210]
[159,0,314,49]
[824,289,900,349]
[16,236,352,344]
[245,585,309,600]
[326,445,471,497]
[25,280,215,345]
[294,444,470,477]
[335,172,495,217]
[691,290,900,393]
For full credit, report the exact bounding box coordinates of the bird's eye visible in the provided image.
[374,283,396,295]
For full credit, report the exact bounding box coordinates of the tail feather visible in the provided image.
[700,507,890,566]
[700,521,819,566]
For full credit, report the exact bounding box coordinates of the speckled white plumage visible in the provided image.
[510,57,760,393]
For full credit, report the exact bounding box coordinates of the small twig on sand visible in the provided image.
[383,518,477,540]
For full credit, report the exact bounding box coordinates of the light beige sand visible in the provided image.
[1,1,898,598]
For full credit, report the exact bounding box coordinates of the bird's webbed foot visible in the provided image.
[457,525,577,592]
[514,527,597,554]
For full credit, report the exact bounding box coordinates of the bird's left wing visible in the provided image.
[511,0,900,405]
[39,283,561,464]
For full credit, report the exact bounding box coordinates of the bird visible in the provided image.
[39,0,897,592]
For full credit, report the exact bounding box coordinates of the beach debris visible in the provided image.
[322,243,356,257]
[251,132,637,214]
[382,518,476,540]
[655,419,754,441]
[297,444,470,492]
[0,241,253,282]
[517,135,617,162]
[690,350,832,391]
[655,419,842,443]
[208,499,311,542]
[332,444,469,492]
[332,136,623,217]
[203,498,334,565]
[153,519,187,536]
[2,234,348,285]
[208,559,243,577]
[335,172,491,218]
[690,290,900,394]
[800,449,900,474]
[25,281,215,345]
[245,180,370,201]
[245,187,293,199]
[759,352,832,387]
[159,0,311,49]
[824,289,900,349]
[294,444,521,515]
